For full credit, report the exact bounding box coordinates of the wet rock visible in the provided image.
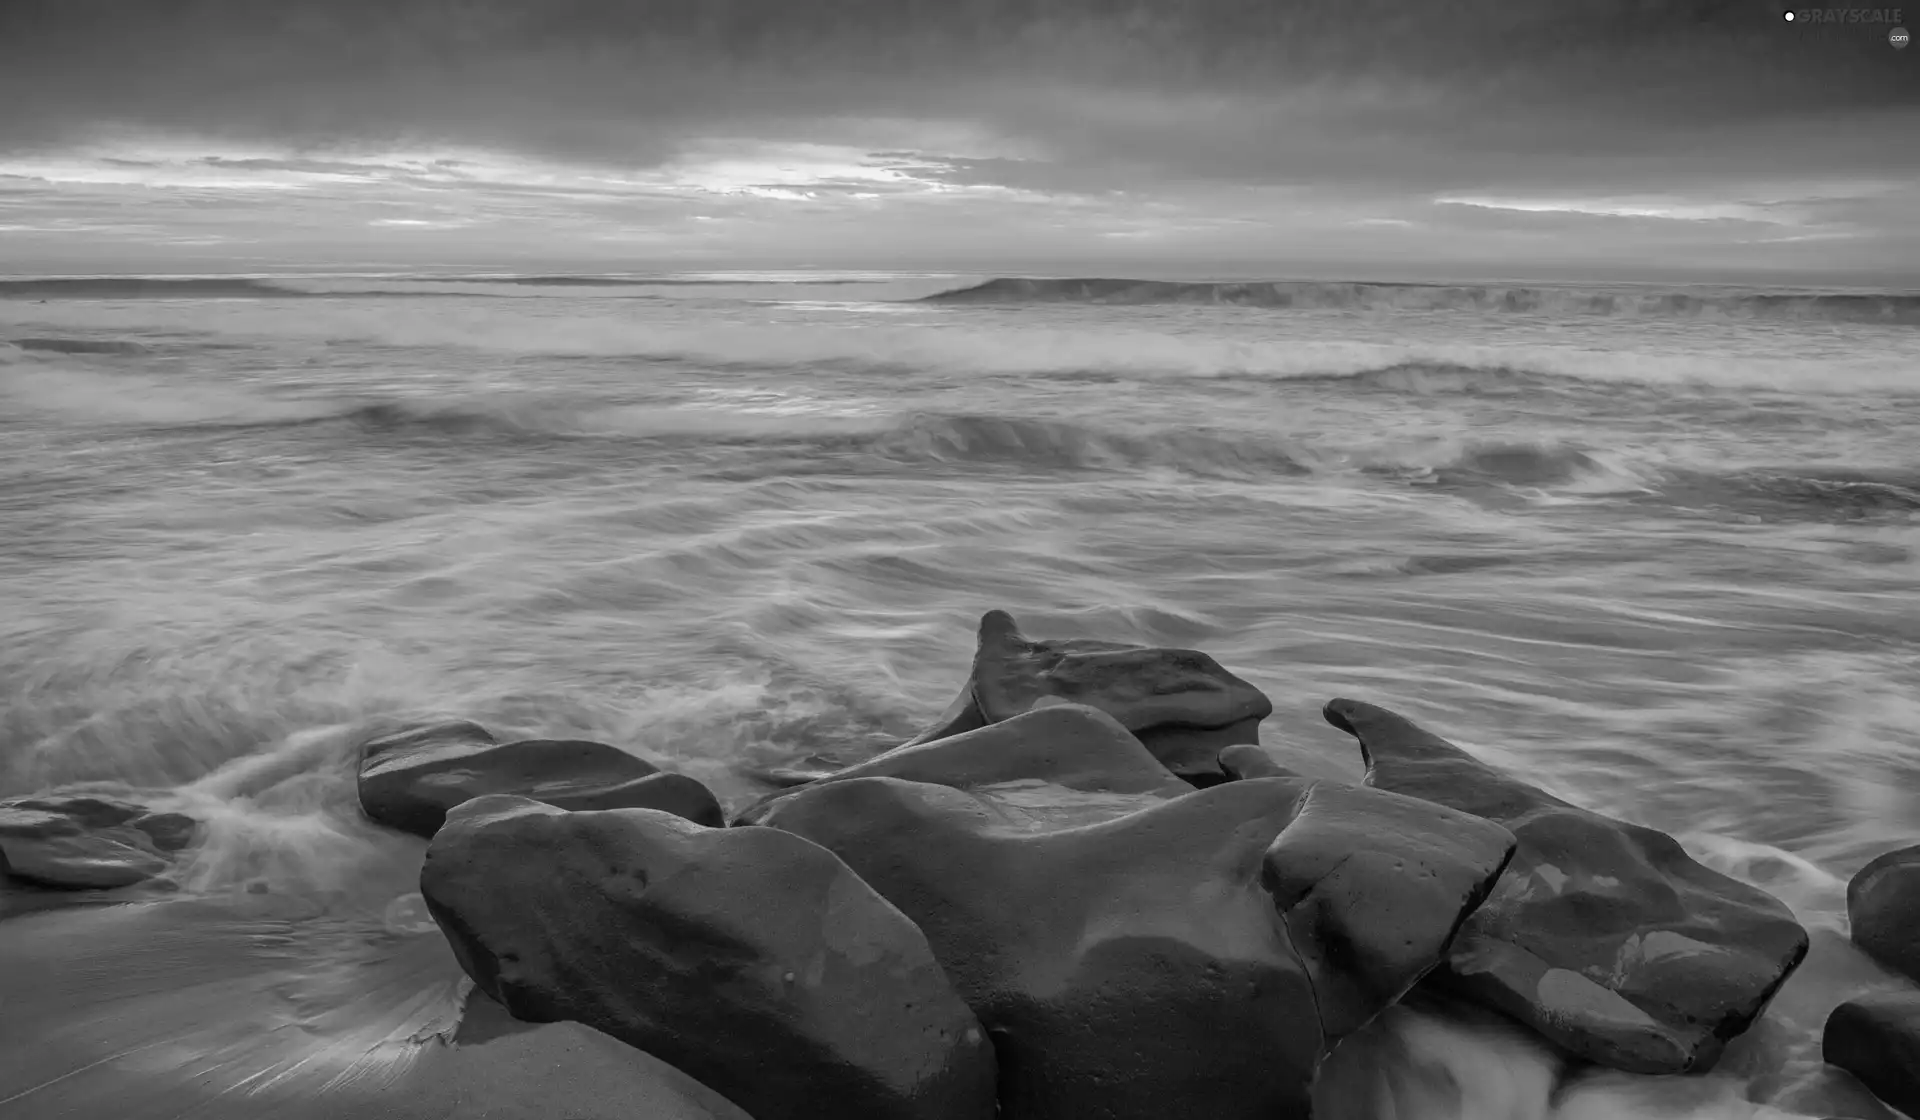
[421,796,996,1120]
[357,720,722,838]
[1324,697,1810,1074]
[736,704,1189,827]
[908,610,1273,784]
[0,806,172,889]
[759,774,1513,1120]
[1847,845,1920,984]
[1823,990,1920,1119]
[128,811,199,852]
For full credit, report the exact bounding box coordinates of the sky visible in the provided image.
[0,0,1914,281]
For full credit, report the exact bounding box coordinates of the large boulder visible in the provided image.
[0,794,189,890]
[420,796,996,1120]
[1323,698,1809,1074]
[905,610,1273,785]
[759,774,1514,1120]
[357,720,723,838]
[735,704,1190,828]
[1847,845,1920,984]
[1823,990,1920,1119]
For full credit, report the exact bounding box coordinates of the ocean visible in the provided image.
[2,272,1919,1118]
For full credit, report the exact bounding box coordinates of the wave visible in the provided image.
[0,275,918,301]
[6,361,1914,520]
[7,336,147,355]
[0,278,307,299]
[9,297,1916,392]
[925,277,1920,324]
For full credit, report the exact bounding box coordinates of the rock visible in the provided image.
[357,721,722,838]
[7,795,146,829]
[1848,845,1920,984]
[420,796,996,1120]
[128,812,199,852]
[1218,742,1364,785]
[908,610,1273,785]
[1824,991,1920,1119]
[1323,697,1810,1074]
[0,802,176,890]
[736,704,1190,827]
[759,774,1513,1119]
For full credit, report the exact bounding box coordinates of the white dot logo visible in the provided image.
[1893,25,1911,47]
[1783,8,1795,19]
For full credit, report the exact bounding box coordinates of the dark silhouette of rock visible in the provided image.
[736,704,1189,827]
[759,774,1513,1119]
[1824,991,1920,1119]
[1847,845,1920,984]
[357,720,722,838]
[1323,697,1810,1074]
[906,610,1273,785]
[420,796,997,1120]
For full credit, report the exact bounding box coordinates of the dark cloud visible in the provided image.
[0,0,1911,185]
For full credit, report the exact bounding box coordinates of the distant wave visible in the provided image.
[0,275,884,301]
[0,278,306,299]
[7,336,147,355]
[924,277,1920,324]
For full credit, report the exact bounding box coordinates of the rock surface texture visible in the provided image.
[1324,697,1809,1074]
[760,774,1514,1120]
[1823,990,1920,1120]
[735,704,1190,828]
[1846,845,1920,985]
[904,610,1274,785]
[358,720,723,838]
[420,795,997,1120]
[0,793,194,890]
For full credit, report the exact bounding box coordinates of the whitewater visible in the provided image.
[2,272,1919,1119]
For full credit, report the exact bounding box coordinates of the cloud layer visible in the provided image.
[2,0,1914,277]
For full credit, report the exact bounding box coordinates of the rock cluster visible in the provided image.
[23,611,1900,1118]
[1822,843,1920,1117]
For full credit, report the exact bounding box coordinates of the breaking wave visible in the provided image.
[925,277,1920,324]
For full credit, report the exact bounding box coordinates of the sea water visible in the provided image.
[2,273,1919,1118]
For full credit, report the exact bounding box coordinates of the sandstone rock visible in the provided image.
[736,704,1189,827]
[1847,845,1920,984]
[759,774,1513,1120]
[357,721,722,837]
[1823,990,1920,1119]
[906,610,1273,784]
[420,796,996,1120]
[1324,697,1809,1074]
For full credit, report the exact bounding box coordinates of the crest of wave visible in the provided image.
[10,302,1919,393]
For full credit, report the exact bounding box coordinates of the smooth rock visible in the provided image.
[128,812,198,852]
[1847,845,1920,984]
[909,610,1273,784]
[1219,742,1364,785]
[0,831,171,889]
[1824,990,1920,1119]
[0,803,173,889]
[421,796,996,1120]
[357,720,722,837]
[1324,697,1810,1074]
[736,704,1189,827]
[760,774,1513,1120]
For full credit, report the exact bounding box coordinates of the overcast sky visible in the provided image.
[0,0,1913,280]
